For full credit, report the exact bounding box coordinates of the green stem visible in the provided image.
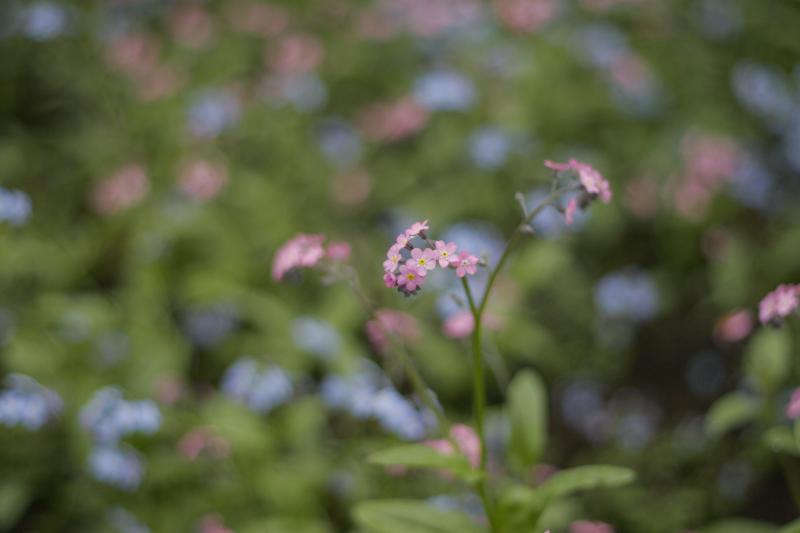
[460,187,572,532]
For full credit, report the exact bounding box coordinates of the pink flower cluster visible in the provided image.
[365,308,420,354]
[272,234,351,281]
[544,159,612,224]
[383,220,479,296]
[424,423,481,469]
[786,389,800,420]
[759,284,800,326]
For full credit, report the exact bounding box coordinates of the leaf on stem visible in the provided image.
[368,444,483,483]
[353,499,485,533]
[507,369,547,469]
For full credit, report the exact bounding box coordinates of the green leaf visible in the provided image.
[507,369,548,468]
[764,426,799,456]
[745,328,791,393]
[367,444,482,483]
[780,518,800,533]
[705,392,760,438]
[537,465,635,499]
[353,499,485,533]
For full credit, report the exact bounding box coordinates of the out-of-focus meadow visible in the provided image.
[1,0,799,531]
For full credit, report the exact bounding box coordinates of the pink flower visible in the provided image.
[759,284,800,325]
[397,263,425,292]
[365,309,420,353]
[443,311,474,338]
[574,162,612,203]
[199,515,233,533]
[406,220,430,238]
[359,98,429,143]
[268,33,324,75]
[565,197,578,225]
[424,424,481,469]
[384,244,403,273]
[326,241,351,262]
[544,159,612,203]
[384,272,397,288]
[569,521,615,533]
[171,4,215,49]
[226,1,289,37]
[178,159,228,201]
[272,234,326,281]
[395,233,411,248]
[786,389,800,420]
[494,0,560,34]
[455,252,479,278]
[434,240,458,267]
[410,247,437,273]
[713,310,754,343]
[92,164,150,215]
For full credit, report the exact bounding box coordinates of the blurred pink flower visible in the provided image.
[359,98,429,143]
[171,5,215,49]
[272,234,326,281]
[569,521,615,533]
[565,198,578,225]
[332,168,372,206]
[365,308,420,354]
[178,159,229,201]
[136,64,181,101]
[92,164,149,215]
[786,389,800,420]
[227,1,289,36]
[544,159,612,202]
[178,428,230,461]
[759,284,800,326]
[609,54,653,95]
[106,32,159,78]
[494,0,560,33]
[713,310,754,343]
[268,33,324,74]
[443,311,474,338]
[326,241,351,262]
[674,133,741,220]
[198,515,233,533]
[155,377,184,406]
[624,177,660,219]
[424,423,481,469]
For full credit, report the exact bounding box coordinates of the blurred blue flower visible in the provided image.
[20,2,67,41]
[80,387,161,444]
[594,268,659,322]
[317,119,362,168]
[696,0,742,39]
[440,221,504,264]
[560,379,606,438]
[413,70,476,111]
[291,316,341,360]
[107,507,150,533]
[181,303,238,348]
[686,351,726,398]
[0,187,32,226]
[187,90,241,138]
[0,374,62,430]
[574,24,628,68]
[467,127,512,169]
[372,388,429,441]
[729,154,774,210]
[88,445,144,491]
[264,74,328,112]
[731,61,795,129]
[221,358,293,415]
[321,361,433,440]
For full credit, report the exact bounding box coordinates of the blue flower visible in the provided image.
[0,187,32,226]
[187,90,241,138]
[80,387,161,444]
[0,374,62,430]
[413,70,476,112]
[594,268,659,322]
[467,127,513,170]
[88,445,144,491]
[291,316,341,360]
[221,358,293,415]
